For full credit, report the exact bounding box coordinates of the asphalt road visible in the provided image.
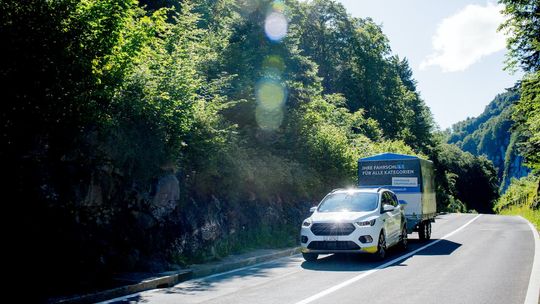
[101,214,538,304]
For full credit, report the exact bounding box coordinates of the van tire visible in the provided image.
[375,232,387,260]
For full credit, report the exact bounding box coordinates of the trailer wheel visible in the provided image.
[418,221,432,241]
[418,222,427,241]
[302,253,318,262]
[425,221,432,240]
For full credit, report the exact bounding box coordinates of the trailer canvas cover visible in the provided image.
[358,153,436,221]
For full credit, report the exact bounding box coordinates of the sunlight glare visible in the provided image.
[255,79,287,131]
[264,12,288,42]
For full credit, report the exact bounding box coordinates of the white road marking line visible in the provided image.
[294,214,482,304]
[521,216,540,304]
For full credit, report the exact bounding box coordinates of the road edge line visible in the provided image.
[294,214,482,304]
[520,216,540,304]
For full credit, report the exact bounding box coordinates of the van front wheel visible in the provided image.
[375,232,386,260]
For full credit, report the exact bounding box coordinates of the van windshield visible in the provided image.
[318,192,378,212]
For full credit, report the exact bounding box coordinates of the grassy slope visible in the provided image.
[495,174,539,231]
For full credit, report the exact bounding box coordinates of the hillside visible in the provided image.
[448,90,529,191]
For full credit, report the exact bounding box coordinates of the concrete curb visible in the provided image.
[50,270,192,304]
[51,247,300,304]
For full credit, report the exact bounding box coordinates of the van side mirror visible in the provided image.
[309,207,317,213]
[398,200,408,205]
[382,204,395,213]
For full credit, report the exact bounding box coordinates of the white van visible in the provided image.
[300,188,407,261]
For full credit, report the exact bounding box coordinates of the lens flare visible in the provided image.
[264,12,288,42]
[255,106,284,131]
[255,79,287,130]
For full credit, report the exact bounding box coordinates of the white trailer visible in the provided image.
[358,153,437,240]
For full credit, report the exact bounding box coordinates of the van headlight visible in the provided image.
[302,218,312,227]
[356,219,376,227]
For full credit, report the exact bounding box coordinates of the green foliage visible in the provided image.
[449,90,519,148]
[102,3,210,180]
[290,93,421,187]
[495,174,540,211]
[293,0,434,150]
[512,72,540,173]
[292,95,368,184]
[495,174,540,229]
[368,139,422,158]
[445,192,467,213]
[498,0,540,73]
[448,90,527,191]
[497,0,540,182]
[431,143,499,213]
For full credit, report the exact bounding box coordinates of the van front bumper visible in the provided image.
[300,224,379,254]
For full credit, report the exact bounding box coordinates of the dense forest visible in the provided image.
[1,0,535,300]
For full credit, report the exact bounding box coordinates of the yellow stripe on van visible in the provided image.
[361,246,378,253]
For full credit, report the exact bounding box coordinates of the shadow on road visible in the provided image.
[411,238,461,255]
[104,258,299,303]
[300,238,462,272]
[104,294,145,303]
[104,239,462,303]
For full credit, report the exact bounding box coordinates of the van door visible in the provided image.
[381,191,398,244]
[389,192,402,245]
[384,191,401,246]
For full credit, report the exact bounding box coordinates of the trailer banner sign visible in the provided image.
[358,159,421,193]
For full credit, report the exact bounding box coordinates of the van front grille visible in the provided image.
[310,223,355,236]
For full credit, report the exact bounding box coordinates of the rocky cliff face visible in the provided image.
[21,155,310,299]
[501,139,531,191]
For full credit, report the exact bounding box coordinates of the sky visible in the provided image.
[337,0,523,129]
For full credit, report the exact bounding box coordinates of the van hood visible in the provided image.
[311,211,374,223]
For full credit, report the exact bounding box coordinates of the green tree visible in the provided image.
[513,73,540,172]
[293,0,433,148]
[498,0,540,73]
[447,90,527,190]
[499,0,540,173]
[431,141,499,213]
